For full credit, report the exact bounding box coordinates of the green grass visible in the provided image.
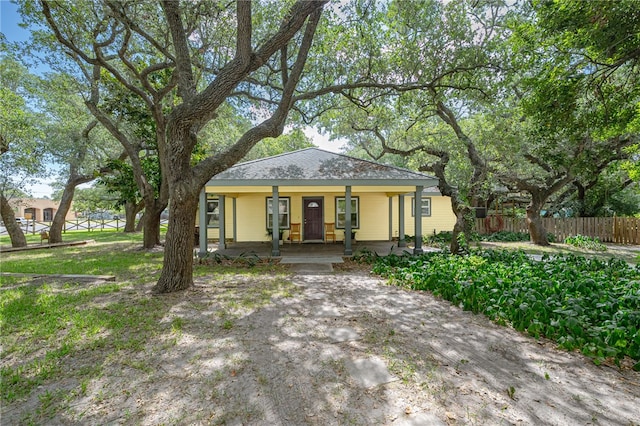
[0,228,148,246]
[1,281,165,402]
[0,229,295,420]
[1,231,164,281]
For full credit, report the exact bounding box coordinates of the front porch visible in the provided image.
[200,148,445,258]
[198,240,433,259]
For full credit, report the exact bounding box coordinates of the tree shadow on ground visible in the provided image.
[3,270,639,425]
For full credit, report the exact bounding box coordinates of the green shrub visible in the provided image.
[372,250,640,368]
[564,235,607,251]
[481,231,556,243]
[424,231,482,246]
[482,231,530,242]
[425,231,453,244]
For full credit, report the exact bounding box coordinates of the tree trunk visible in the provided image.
[141,196,165,248]
[574,181,587,217]
[143,210,162,247]
[49,181,77,243]
[450,202,473,254]
[0,194,27,247]
[135,212,145,232]
[526,194,549,246]
[153,188,198,293]
[124,200,143,232]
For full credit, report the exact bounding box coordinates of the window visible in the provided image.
[411,196,432,217]
[335,197,359,229]
[44,208,54,221]
[206,195,219,228]
[266,197,290,229]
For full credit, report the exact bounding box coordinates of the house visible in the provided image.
[197,148,456,256]
[6,198,76,222]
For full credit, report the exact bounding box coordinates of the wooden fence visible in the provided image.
[11,219,169,235]
[475,216,640,245]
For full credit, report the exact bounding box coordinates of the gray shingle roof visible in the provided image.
[208,148,437,187]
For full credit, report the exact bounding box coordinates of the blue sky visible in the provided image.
[1,1,29,43]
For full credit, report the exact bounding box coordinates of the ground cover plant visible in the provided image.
[424,230,556,246]
[371,250,640,370]
[564,234,607,251]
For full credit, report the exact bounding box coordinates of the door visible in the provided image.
[303,197,323,240]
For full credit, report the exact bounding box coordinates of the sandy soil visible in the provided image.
[3,270,639,425]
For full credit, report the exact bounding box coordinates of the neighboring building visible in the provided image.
[197,148,456,255]
[7,198,76,222]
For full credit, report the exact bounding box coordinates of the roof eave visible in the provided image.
[207,178,439,187]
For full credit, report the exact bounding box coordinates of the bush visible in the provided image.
[481,231,556,243]
[482,231,530,242]
[564,235,607,251]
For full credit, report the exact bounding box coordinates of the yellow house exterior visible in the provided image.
[198,148,455,256]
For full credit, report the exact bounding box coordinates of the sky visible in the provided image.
[1,1,344,199]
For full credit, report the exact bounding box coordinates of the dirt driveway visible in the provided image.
[4,270,639,425]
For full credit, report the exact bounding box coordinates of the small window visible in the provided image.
[411,196,431,217]
[44,208,54,221]
[335,197,359,229]
[266,197,290,229]
[206,195,219,228]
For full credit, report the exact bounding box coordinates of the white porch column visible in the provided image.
[218,195,226,249]
[271,186,280,256]
[198,189,208,257]
[344,185,352,255]
[414,186,423,254]
[398,195,406,247]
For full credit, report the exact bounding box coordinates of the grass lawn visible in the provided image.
[1,231,163,279]
[0,231,291,423]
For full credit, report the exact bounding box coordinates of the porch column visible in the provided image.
[232,197,237,242]
[398,195,406,247]
[271,186,280,256]
[414,186,423,255]
[198,189,208,257]
[388,197,393,241]
[344,185,352,255]
[218,195,226,249]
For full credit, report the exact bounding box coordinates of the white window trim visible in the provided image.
[206,195,219,228]
[266,197,291,229]
[411,196,432,217]
[335,197,360,229]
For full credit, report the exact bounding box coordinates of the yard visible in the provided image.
[1,232,639,425]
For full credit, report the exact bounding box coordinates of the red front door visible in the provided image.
[303,198,323,240]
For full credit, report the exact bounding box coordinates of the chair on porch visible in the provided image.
[324,222,336,244]
[289,223,301,244]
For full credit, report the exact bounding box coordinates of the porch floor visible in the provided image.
[199,240,431,259]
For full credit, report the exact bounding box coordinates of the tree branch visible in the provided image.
[193,5,324,186]
[162,0,196,101]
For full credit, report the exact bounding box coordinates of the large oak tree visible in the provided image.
[22,0,328,292]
